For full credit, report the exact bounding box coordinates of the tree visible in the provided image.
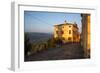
[24,33,32,56]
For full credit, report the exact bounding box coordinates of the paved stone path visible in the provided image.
[25,43,85,61]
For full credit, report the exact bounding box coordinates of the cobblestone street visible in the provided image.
[25,43,85,61]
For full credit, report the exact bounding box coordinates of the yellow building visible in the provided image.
[54,21,80,43]
[81,14,90,58]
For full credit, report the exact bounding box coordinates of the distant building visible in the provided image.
[54,20,80,43]
[81,14,90,58]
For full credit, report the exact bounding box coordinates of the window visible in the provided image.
[69,26,71,28]
[61,31,64,34]
[56,31,58,34]
[68,37,71,40]
[73,37,76,40]
[69,30,71,34]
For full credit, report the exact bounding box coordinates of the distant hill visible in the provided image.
[25,32,53,43]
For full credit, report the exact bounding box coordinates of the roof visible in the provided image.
[54,20,77,26]
[54,21,78,29]
[54,22,77,26]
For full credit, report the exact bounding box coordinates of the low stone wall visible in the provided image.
[31,42,48,54]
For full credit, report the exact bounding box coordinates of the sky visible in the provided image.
[24,11,82,33]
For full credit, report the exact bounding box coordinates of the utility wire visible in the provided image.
[27,14,53,26]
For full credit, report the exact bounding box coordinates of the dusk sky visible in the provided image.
[24,11,82,33]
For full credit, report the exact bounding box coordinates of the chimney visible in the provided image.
[64,20,67,24]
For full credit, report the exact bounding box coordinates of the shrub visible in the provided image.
[47,38,56,48]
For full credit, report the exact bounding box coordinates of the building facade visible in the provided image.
[81,14,90,58]
[54,21,80,43]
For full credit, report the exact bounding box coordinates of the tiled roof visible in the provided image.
[54,22,77,26]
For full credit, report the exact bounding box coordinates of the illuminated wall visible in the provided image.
[81,14,90,58]
[54,21,80,43]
